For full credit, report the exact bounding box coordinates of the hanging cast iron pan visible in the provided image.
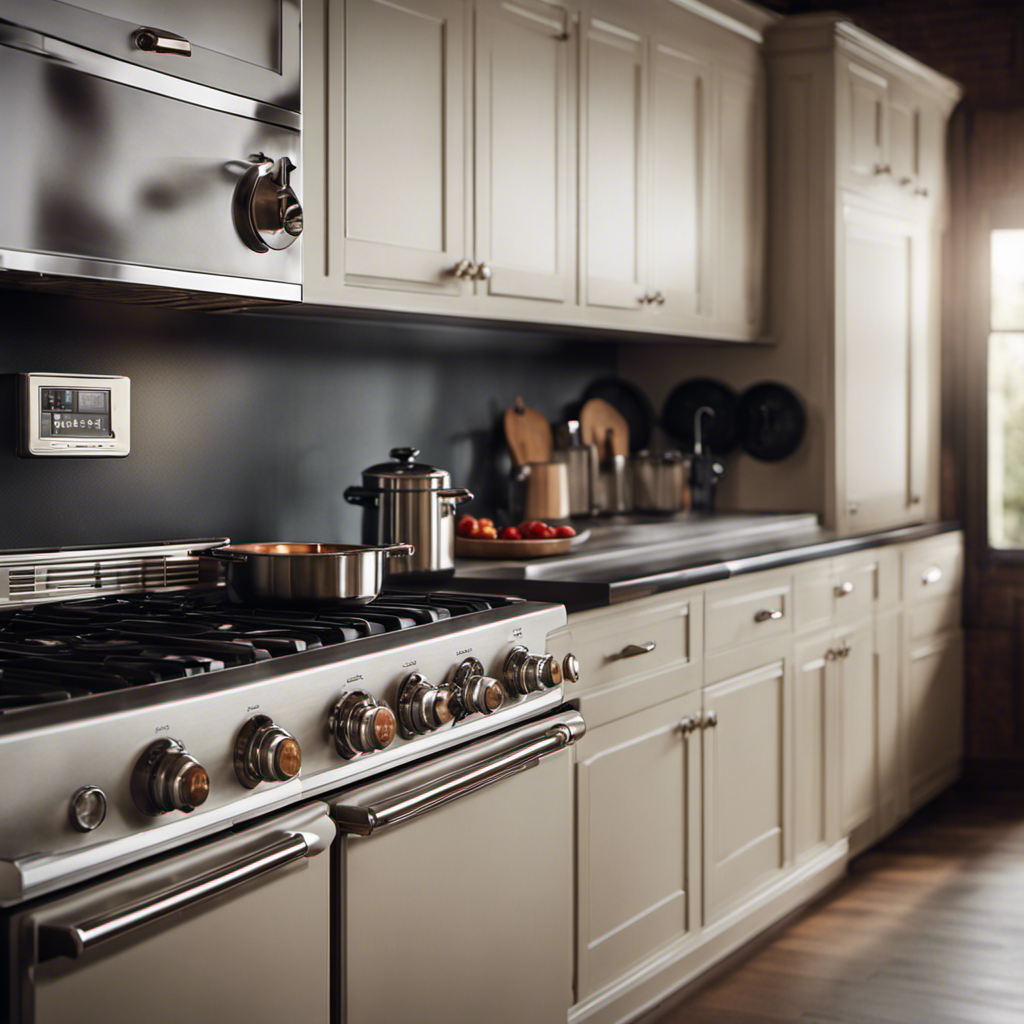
[737,382,806,462]
[661,378,739,454]
[581,376,655,453]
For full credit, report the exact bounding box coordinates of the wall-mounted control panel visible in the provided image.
[19,374,130,457]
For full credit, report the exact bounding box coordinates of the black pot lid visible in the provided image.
[661,378,739,454]
[737,383,806,462]
[362,447,451,490]
[581,376,655,453]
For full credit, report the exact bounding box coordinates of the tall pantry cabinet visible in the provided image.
[621,15,961,534]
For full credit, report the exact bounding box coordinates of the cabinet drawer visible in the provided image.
[902,534,963,605]
[908,595,961,642]
[705,570,792,653]
[557,593,699,695]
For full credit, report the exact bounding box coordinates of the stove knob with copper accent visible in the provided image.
[397,673,455,737]
[330,690,397,759]
[503,645,563,695]
[449,657,506,718]
[234,714,302,788]
[131,738,210,816]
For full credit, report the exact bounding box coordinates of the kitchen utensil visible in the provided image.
[455,529,590,559]
[503,396,554,467]
[595,448,632,515]
[581,376,655,453]
[553,419,598,516]
[511,461,571,521]
[689,406,726,511]
[738,382,807,461]
[661,378,739,454]
[580,398,630,460]
[343,447,472,578]
[631,450,690,513]
[193,541,414,605]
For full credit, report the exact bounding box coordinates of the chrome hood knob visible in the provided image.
[233,153,304,253]
[330,690,397,759]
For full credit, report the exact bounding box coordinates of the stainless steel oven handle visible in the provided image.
[334,715,584,836]
[36,832,312,962]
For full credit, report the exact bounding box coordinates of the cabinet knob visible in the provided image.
[638,294,649,305]
[651,291,666,305]
[133,28,192,56]
[701,710,718,729]
[451,258,474,279]
[848,501,859,515]
[753,608,783,623]
[873,163,892,176]
[835,581,854,597]
[922,566,943,586]
[841,641,851,658]
[473,261,492,280]
[679,715,700,736]
[825,647,838,661]
[914,186,930,197]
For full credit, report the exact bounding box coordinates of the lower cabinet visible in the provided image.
[575,692,702,1001]
[702,643,789,925]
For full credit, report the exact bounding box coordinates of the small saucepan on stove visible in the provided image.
[191,542,414,606]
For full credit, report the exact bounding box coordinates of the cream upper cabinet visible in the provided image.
[474,0,575,305]
[337,0,470,293]
[841,59,890,190]
[303,0,772,339]
[582,8,648,311]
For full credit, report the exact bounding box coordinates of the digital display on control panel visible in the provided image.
[39,388,112,437]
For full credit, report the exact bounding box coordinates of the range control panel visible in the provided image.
[19,373,130,457]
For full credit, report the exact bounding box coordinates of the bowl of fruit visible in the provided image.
[454,517,588,559]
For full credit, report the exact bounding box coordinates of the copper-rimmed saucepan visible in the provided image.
[191,542,415,605]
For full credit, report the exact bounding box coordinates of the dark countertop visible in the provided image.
[433,518,961,614]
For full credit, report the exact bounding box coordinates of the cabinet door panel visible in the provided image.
[584,16,646,310]
[907,630,964,799]
[792,633,833,859]
[845,61,889,182]
[475,0,573,303]
[649,40,711,320]
[841,205,913,529]
[703,659,786,924]
[716,64,764,338]
[343,0,468,290]
[576,693,700,999]
[876,611,903,832]
[839,619,875,835]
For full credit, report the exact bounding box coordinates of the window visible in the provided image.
[988,229,1024,548]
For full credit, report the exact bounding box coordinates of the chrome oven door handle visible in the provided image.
[332,711,586,836]
[36,832,311,962]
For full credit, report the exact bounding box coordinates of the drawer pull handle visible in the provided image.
[753,608,783,623]
[133,28,192,57]
[835,581,854,597]
[620,641,656,658]
[922,566,943,585]
[678,715,699,736]
[701,710,717,729]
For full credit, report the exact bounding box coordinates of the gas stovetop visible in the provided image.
[0,541,574,906]
[0,589,518,713]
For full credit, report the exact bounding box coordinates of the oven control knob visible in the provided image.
[397,673,455,737]
[330,690,397,759]
[234,715,302,788]
[131,738,210,816]
[503,646,563,695]
[449,658,505,718]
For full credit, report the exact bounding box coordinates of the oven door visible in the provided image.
[329,708,585,1024]
[4,803,333,1024]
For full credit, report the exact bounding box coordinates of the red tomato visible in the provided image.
[531,523,557,540]
[457,516,480,538]
[477,517,495,530]
[478,524,499,539]
[554,525,577,538]
[500,526,522,540]
[518,521,540,536]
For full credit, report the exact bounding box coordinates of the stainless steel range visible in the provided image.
[0,539,583,1024]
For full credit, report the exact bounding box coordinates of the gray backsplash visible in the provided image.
[0,290,615,549]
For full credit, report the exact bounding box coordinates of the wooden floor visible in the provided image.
[650,787,1024,1024]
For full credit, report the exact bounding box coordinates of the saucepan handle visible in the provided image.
[362,543,415,558]
[343,486,379,508]
[437,488,473,509]
[189,547,248,563]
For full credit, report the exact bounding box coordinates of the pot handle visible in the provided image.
[362,543,416,559]
[343,486,379,508]
[188,547,248,563]
[437,488,473,506]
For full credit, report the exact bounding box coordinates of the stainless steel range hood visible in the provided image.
[0,3,303,309]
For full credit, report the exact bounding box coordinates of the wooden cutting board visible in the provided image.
[580,398,630,460]
[504,396,553,466]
